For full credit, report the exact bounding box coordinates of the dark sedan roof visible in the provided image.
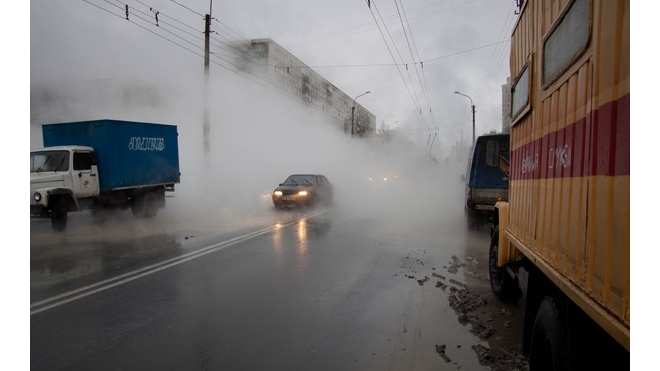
[278,174,330,187]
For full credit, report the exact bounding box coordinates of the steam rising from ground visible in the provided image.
[30,70,467,233]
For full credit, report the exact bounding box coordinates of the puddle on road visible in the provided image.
[396,245,529,371]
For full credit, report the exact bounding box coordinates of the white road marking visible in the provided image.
[30,211,325,315]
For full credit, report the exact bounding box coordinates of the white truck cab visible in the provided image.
[30,146,100,230]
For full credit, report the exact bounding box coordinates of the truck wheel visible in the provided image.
[489,226,521,302]
[131,193,158,218]
[131,197,141,217]
[51,197,68,232]
[529,296,570,371]
[142,192,158,218]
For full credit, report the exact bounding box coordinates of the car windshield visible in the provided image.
[283,175,316,186]
[30,150,70,173]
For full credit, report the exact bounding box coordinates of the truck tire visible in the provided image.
[131,198,142,217]
[131,192,158,218]
[529,296,570,371]
[489,226,521,302]
[142,192,159,218]
[51,197,68,232]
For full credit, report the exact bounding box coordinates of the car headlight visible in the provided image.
[273,191,282,196]
[33,192,42,202]
[298,191,308,196]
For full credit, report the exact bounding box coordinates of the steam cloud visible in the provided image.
[30,67,467,235]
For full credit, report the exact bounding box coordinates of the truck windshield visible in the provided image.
[30,150,70,173]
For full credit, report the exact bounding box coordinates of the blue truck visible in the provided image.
[30,119,181,231]
[463,132,509,231]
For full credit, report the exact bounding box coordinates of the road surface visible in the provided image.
[31,175,527,370]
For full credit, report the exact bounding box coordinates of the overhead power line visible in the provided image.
[394,0,434,126]
[82,0,270,86]
[365,0,423,121]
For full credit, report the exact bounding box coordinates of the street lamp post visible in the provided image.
[351,91,371,137]
[384,120,398,141]
[385,120,399,130]
[454,91,475,146]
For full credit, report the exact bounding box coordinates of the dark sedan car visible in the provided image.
[272,174,334,209]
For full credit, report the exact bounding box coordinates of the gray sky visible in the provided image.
[29,0,516,155]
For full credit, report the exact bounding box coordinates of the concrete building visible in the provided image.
[240,38,376,136]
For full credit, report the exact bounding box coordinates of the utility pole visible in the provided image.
[203,2,212,156]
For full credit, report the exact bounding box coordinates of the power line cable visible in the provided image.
[168,0,204,17]
[366,0,423,120]
[475,1,517,104]
[394,0,435,127]
[85,0,269,86]
[373,0,425,118]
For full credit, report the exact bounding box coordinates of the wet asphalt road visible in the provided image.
[30,186,525,371]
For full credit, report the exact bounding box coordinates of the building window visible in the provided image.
[252,43,268,57]
[302,74,311,102]
[325,83,333,105]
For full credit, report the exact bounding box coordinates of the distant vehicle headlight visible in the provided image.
[33,192,42,202]
[273,191,283,196]
[298,191,308,196]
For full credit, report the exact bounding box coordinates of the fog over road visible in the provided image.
[30,159,527,371]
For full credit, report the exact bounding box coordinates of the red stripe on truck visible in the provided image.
[510,94,630,181]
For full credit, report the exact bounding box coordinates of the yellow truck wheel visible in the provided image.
[488,226,520,302]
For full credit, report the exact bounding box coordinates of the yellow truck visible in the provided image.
[489,0,629,369]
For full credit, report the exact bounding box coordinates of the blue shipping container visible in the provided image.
[42,119,180,191]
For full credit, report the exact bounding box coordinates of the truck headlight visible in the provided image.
[33,192,42,202]
[298,191,308,196]
[273,191,282,197]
